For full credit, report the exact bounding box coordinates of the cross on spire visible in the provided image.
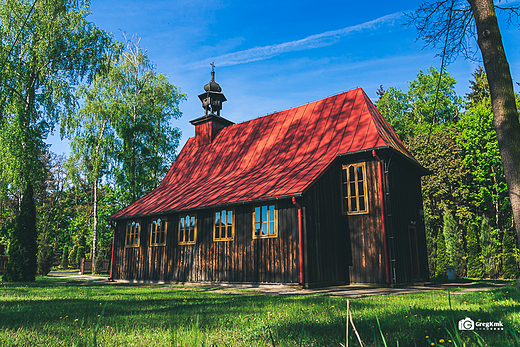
[210,62,215,72]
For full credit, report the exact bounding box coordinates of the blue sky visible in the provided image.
[48,0,520,155]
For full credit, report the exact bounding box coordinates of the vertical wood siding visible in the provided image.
[112,200,299,283]
[386,156,429,283]
[344,159,386,284]
[302,160,351,286]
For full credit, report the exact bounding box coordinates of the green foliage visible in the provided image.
[36,232,53,276]
[77,245,85,269]
[435,228,448,278]
[3,183,37,282]
[66,38,186,206]
[480,216,500,279]
[424,214,436,277]
[0,0,113,282]
[457,85,510,231]
[466,222,484,279]
[502,228,519,279]
[443,206,465,278]
[61,245,69,269]
[376,67,462,142]
[68,244,79,269]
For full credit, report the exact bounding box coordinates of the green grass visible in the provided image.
[0,277,519,346]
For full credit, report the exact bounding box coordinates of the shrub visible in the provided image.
[60,245,69,269]
[68,244,78,269]
[36,233,53,276]
[502,228,519,279]
[466,221,484,279]
[435,230,448,278]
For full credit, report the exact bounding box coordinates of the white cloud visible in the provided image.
[189,12,405,69]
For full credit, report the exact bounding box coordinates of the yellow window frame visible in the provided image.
[178,213,197,245]
[214,208,235,241]
[252,203,278,239]
[150,217,167,246]
[125,220,141,248]
[342,162,369,215]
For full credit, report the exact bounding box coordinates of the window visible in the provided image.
[214,209,234,241]
[179,213,197,245]
[253,203,277,238]
[342,162,369,215]
[125,220,141,247]
[150,217,167,246]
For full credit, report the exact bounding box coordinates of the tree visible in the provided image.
[408,0,520,247]
[435,228,449,278]
[64,38,185,268]
[376,67,462,142]
[502,227,519,279]
[110,39,185,204]
[466,221,484,278]
[457,69,510,230]
[443,206,465,278]
[0,0,112,281]
[480,215,500,278]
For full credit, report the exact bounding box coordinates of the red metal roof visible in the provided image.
[110,88,418,220]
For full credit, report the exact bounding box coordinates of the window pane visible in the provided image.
[262,206,267,222]
[227,225,232,238]
[222,210,227,225]
[151,230,156,245]
[269,205,275,222]
[269,221,275,235]
[215,212,220,226]
[349,166,355,181]
[255,222,261,236]
[190,229,194,241]
[351,197,357,211]
[180,217,185,229]
[350,182,356,196]
[342,168,347,182]
[190,216,195,228]
[357,166,363,181]
[227,211,233,226]
[359,197,366,211]
[255,207,260,223]
[358,181,364,196]
[262,221,268,235]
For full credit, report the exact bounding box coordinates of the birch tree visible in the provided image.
[0,0,112,281]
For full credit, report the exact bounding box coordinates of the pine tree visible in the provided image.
[443,207,465,278]
[3,183,37,282]
[502,227,519,279]
[480,216,500,278]
[466,221,484,278]
[60,246,69,269]
[435,230,449,278]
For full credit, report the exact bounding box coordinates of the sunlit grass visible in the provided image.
[0,277,519,346]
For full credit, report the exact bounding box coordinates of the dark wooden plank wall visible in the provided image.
[343,158,386,284]
[386,156,429,283]
[112,200,300,283]
[302,160,351,286]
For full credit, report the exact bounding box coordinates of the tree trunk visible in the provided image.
[468,0,520,242]
[92,176,98,273]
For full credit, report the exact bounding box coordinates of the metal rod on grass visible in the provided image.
[346,299,349,347]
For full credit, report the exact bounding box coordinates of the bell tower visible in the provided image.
[190,65,234,146]
[198,63,227,116]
